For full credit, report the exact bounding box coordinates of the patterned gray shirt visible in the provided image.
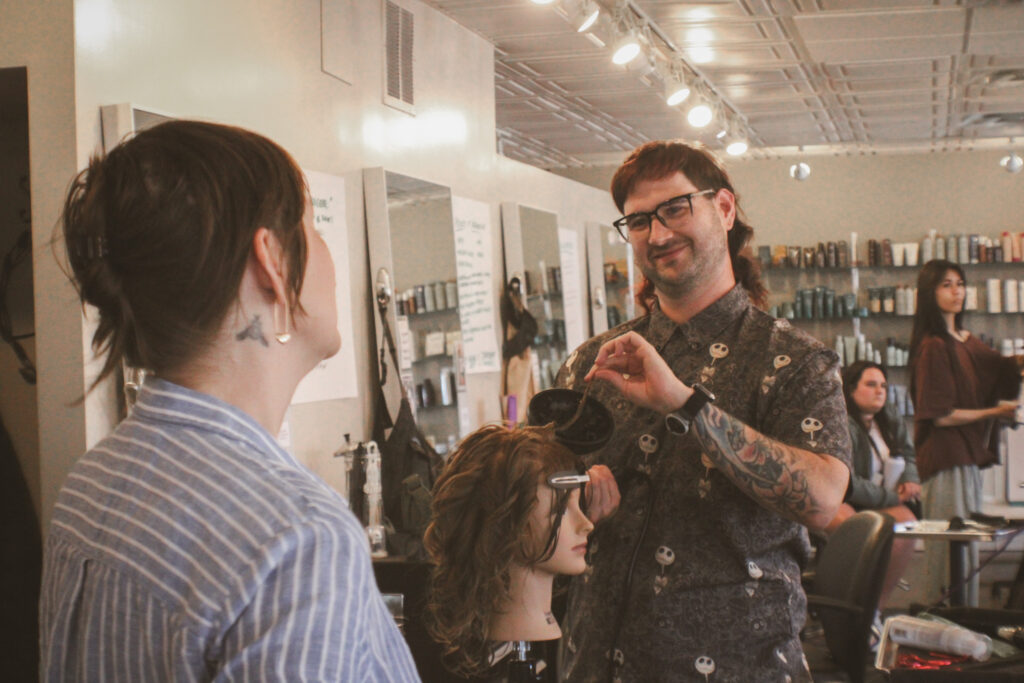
[556,285,851,683]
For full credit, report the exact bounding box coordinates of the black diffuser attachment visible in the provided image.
[527,388,613,455]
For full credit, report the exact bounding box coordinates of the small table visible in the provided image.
[894,519,1015,607]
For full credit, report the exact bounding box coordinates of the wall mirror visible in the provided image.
[501,203,586,392]
[100,103,174,153]
[365,169,463,451]
[586,222,636,335]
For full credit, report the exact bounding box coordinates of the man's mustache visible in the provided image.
[647,238,692,260]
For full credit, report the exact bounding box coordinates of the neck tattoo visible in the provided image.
[544,612,555,625]
[236,315,269,347]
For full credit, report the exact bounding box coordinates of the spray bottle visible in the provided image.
[363,441,388,558]
[885,615,992,661]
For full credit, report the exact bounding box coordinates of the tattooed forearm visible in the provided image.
[694,405,834,526]
[236,315,269,347]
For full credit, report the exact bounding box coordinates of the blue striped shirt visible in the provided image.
[39,379,420,682]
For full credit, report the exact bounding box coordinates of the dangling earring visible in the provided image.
[274,300,291,344]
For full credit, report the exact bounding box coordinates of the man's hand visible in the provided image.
[585,465,620,524]
[584,331,690,414]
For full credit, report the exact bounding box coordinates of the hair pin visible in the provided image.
[83,235,108,260]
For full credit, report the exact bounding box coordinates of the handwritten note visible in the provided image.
[558,228,585,352]
[452,196,500,374]
[291,170,359,403]
[396,316,414,371]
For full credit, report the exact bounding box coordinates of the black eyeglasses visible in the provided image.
[612,189,717,240]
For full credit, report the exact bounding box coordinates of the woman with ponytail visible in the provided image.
[40,120,417,681]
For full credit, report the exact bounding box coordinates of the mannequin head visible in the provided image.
[424,424,591,676]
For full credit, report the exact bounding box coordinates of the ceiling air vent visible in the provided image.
[384,0,414,114]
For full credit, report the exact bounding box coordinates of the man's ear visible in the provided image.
[250,227,288,305]
[714,188,737,231]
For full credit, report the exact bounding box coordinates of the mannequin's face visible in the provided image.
[531,485,593,576]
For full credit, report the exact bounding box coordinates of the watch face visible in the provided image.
[665,412,691,435]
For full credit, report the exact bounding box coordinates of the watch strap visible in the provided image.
[664,384,715,435]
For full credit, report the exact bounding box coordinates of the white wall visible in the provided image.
[4,0,615,527]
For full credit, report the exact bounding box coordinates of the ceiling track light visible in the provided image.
[626,48,657,78]
[567,0,600,33]
[661,61,691,106]
[601,2,756,151]
[612,29,641,65]
[725,139,748,156]
[687,102,713,128]
[665,82,691,106]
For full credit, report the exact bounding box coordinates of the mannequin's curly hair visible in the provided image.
[423,424,578,677]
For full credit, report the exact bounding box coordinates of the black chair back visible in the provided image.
[807,510,894,683]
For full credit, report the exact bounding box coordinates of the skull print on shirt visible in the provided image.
[653,545,675,594]
[801,416,823,447]
[761,354,791,394]
[699,342,729,384]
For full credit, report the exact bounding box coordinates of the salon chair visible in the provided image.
[802,510,894,683]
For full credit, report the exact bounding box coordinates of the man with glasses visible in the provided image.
[556,141,852,682]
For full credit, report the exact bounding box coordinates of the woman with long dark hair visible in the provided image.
[829,361,919,609]
[909,259,1023,604]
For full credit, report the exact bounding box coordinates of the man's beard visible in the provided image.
[639,230,729,300]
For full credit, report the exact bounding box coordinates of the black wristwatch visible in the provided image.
[664,383,715,435]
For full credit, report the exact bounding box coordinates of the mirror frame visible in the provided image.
[364,168,468,443]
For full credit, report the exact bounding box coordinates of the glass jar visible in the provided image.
[868,288,882,315]
[882,287,895,315]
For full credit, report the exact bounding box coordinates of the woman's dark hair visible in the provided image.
[60,120,309,389]
[909,259,966,357]
[842,360,896,445]
[610,140,767,313]
[423,424,578,677]
[908,259,966,395]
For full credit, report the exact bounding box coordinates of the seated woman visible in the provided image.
[828,360,920,608]
[424,425,593,680]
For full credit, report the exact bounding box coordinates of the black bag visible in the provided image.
[373,301,443,560]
